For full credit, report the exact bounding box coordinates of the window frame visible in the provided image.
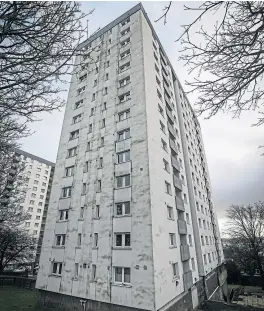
[114,267,131,284]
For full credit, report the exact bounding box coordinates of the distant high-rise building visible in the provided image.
[37,4,227,310]
[14,149,55,262]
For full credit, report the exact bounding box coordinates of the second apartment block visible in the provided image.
[37,4,226,311]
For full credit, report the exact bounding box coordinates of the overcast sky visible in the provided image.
[20,1,264,230]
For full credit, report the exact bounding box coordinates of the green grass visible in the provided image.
[0,286,40,311]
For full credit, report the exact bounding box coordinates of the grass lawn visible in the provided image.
[0,286,41,311]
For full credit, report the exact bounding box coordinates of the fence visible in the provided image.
[0,276,36,290]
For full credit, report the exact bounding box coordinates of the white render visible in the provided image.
[37,4,224,311]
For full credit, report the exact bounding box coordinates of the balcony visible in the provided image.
[166,107,174,123]
[163,82,171,96]
[173,175,182,191]
[169,138,178,154]
[171,156,180,171]
[168,122,177,138]
[178,219,187,235]
[180,245,190,261]
[183,270,193,291]
[175,196,185,212]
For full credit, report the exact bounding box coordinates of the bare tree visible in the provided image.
[226,202,264,288]
[156,2,264,124]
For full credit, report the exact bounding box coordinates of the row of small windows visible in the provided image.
[198,218,213,231]
[201,235,215,246]
[203,252,217,264]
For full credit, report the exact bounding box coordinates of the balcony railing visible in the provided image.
[169,138,177,154]
[166,107,174,123]
[168,122,177,139]
[180,245,190,261]
[178,219,187,234]
[173,175,182,191]
[175,196,185,212]
[183,270,193,291]
[171,156,180,171]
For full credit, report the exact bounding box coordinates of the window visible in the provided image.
[121,27,130,36]
[105,73,109,80]
[208,253,211,263]
[77,86,85,95]
[79,74,87,82]
[45,170,48,174]
[117,150,130,163]
[158,104,164,117]
[155,64,160,74]
[97,180,102,192]
[196,202,200,211]
[92,233,98,248]
[105,60,110,68]
[37,168,41,172]
[59,210,69,221]
[95,205,100,218]
[31,193,36,198]
[165,181,171,195]
[121,18,130,26]
[115,202,130,216]
[101,118,105,128]
[191,258,196,271]
[90,107,94,116]
[37,209,41,213]
[116,174,130,188]
[80,206,84,219]
[160,121,165,133]
[99,157,103,168]
[92,93,95,101]
[156,76,161,86]
[203,219,206,229]
[119,91,130,103]
[103,87,108,95]
[34,180,39,185]
[201,205,204,213]
[87,142,91,151]
[205,236,209,245]
[74,263,79,278]
[119,76,130,87]
[186,213,190,224]
[94,79,97,87]
[119,62,130,72]
[102,102,107,111]
[33,186,37,191]
[201,235,204,246]
[38,202,43,206]
[163,159,169,172]
[118,109,130,121]
[25,222,30,227]
[52,262,62,275]
[61,187,72,198]
[36,216,40,220]
[77,233,82,247]
[92,264,96,281]
[120,49,130,59]
[70,130,79,140]
[115,233,130,247]
[43,176,47,181]
[172,262,179,278]
[89,123,93,133]
[120,38,130,47]
[82,183,87,195]
[65,166,74,177]
[161,139,167,151]
[114,267,131,284]
[157,89,162,99]
[198,218,201,228]
[56,234,66,246]
[167,205,174,219]
[118,128,130,141]
[68,147,77,157]
[169,233,176,247]
[189,235,193,246]
[33,230,38,235]
[36,174,40,178]
[100,137,104,147]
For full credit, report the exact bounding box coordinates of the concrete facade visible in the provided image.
[36,4,224,311]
